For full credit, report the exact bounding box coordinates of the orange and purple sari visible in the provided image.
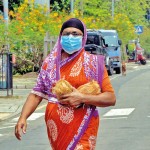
[31,20,114,149]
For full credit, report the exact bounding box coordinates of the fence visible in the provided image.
[43,32,57,59]
[0,45,13,96]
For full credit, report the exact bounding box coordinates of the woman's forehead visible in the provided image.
[62,27,83,33]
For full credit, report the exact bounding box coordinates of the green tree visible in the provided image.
[52,0,70,13]
[0,0,150,74]
[75,0,111,20]
[115,0,149,25]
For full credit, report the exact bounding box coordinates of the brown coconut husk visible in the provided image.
[52,79,73,98]
[77,80,101,95]
[52,79,101,98]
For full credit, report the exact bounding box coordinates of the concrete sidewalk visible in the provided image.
[0,75,37,122]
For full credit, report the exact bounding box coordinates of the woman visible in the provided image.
[15,18,116,150]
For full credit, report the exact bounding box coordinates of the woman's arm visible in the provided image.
[81,91,116,107]
[15,93,43,140]
[59,89,116,107]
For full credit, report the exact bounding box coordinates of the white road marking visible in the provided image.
[103,108,135,117]
[148,116,150,118]
[101,117,128,120]
[12,113,45,121]
[133,66,138,69]
[37,104,47,110]
[5,122,18,125]
[110,74,121,80]
[0,125,15,130]
[0,134,3,136]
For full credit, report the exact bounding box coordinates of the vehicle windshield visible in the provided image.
[86,35,99,45]
[103,36,118,47]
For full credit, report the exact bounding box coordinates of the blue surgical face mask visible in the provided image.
[60,35,83,54]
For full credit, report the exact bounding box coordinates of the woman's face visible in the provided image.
[61,27,83,36]
[60,27,83,54]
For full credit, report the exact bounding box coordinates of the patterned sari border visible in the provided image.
[67,106,96,150]
[31,90,48,100]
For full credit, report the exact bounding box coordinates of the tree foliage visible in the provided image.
[0,0,149,74]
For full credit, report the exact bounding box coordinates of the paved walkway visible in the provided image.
[0,89,31,121]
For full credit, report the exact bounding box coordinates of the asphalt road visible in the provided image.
[96,66,150,150]
[0,63,150,150]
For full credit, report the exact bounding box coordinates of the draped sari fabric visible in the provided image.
[45,102,98,150]
[31,18,114,149]
[44,49,104,150]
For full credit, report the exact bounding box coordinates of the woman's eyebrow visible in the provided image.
[63,31,79,33]
[72,31,78,33]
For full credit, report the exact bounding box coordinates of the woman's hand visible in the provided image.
[58,87,116,108]
[58,88,84,108]
[15,117,27,140]
[14,93,42,140]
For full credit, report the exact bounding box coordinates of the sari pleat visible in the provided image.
[45,103,94,149]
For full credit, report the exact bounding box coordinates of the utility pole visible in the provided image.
[3,0,9,27]
[3,0,9,52]
[112,0,114,20]
[34,0,50,15]
[70,0,74,14]
[80,0,83,17]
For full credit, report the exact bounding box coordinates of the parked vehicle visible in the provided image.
[138,53,146,65]
[127,40,146,65]
[85,30,114,75]
[98,29,122,74]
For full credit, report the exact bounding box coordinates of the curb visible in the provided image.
[0,99,47,123]
[0,105,23,123]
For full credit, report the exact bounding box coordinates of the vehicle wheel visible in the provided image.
[140,59,146,65]
[116,67,121,74]
[107,63,114,76]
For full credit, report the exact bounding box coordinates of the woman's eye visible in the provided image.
[72,33,79,36]
[63,33,70,36]
[62,32,82,36]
